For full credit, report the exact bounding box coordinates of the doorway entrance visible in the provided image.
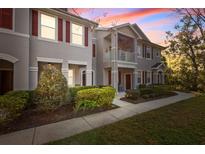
[125,74,132,90]
[0,59,14,95]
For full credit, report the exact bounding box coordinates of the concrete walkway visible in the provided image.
[0,91,194,145]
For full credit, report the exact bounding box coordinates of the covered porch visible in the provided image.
[104,66,137,92]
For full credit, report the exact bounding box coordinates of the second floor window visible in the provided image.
[0,8,13,30]
[71,23,83,46]
[40,13,56,40]
[146,46,151,59]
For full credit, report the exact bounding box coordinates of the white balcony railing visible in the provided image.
[104,50,135,63]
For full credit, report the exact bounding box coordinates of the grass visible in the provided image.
[48,95,205,145]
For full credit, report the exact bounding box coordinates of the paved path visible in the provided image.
[0,91,194,145]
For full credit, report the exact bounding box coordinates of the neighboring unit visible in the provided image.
[95,23,165,91]
[0,8,165,94]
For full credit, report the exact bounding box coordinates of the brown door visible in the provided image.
[0,70,13,95]
[125,74,131,90]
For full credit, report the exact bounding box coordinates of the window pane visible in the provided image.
[72,23,83,35]
[41,14,55,28]
[41,26,55,40]
[72,34,83,45]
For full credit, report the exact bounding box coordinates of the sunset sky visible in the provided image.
[68,8,179,45]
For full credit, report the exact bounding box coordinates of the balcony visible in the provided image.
[104,50,136,63]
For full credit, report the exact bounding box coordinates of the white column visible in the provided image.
[86,69,92,86]
[29,67,38,90]
[62,62,69,85]
[133,69,138,89]
[111,30,118,91]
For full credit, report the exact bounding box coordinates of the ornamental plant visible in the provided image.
[34,65,69,111]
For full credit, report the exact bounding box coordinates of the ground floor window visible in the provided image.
[38,62,62,80]
[137,71,142,84]
[146,71,151,84]
[82,70,86,86]
[0,59,13,95]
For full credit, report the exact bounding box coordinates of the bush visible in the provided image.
[138,84,147,89]
[139,88,154,96]
[69,85,100,101]
[6,90,34,108]
[0,91,29,124]
[75,86,116,111]
[34,65,69,111]
[125,89,139,100]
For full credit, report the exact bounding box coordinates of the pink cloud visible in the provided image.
[145,30,167,46]
[99,8,173,26]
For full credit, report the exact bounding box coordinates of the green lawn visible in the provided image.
[48,95,205,145]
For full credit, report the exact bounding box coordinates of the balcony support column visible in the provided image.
[111,29,118,91]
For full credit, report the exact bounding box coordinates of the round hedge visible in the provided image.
[34,65,69,111]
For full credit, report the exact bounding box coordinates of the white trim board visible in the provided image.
[36,57,63,63]
[67,60,87,65]
[0,53,19,63]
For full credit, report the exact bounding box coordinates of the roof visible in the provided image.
[96,23,166,49]
[152,62,165,69]
[51,8,98,26]
[132,24,150,41]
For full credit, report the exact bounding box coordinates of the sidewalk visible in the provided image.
[0,91,194,145]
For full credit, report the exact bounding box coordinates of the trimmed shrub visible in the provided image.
[139,88,154,96]
[125,89,139,100]
[69,85,98,102]
[34,65,69,111]
[6,90,34,108]
[75,86,116,111]
[0,92,29,124]
[138,84,147,89]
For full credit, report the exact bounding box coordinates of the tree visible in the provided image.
[166,12,204,91]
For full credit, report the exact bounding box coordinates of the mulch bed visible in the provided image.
[0,103,118,135]
[120,92,177,104]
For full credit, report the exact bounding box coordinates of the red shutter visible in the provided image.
[58,18,63,41]
[0,9,2,27]
[92,44,96,57]
[32,10,38,36]
[0,9,12,29]
[66,20,70,43]
[85,26,88,47]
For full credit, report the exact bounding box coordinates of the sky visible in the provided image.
[68,8,180,46]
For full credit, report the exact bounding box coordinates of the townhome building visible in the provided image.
[0,8,165,94]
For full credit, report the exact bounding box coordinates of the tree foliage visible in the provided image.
[165,9,205,91]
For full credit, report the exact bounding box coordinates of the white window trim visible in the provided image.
[36,57,63,63]
[137,70,142,84]
[38,11,58,42]
[70,21,84,47]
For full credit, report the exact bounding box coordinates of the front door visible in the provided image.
[125,74,131,90]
